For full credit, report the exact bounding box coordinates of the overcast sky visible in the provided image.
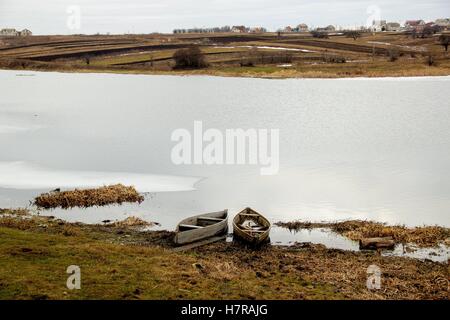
[1,0,448,34]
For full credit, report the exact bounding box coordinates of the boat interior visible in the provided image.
[178,212,227,231]
[234,210,270,234]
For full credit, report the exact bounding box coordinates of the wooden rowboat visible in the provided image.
[174,209,228,245]
[233,207,271,245]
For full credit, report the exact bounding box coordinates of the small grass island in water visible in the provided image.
[33,184,144,209]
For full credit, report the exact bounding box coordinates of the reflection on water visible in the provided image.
[382,243,449,263]
[0,161,200,191]
[271,227,448,263]
[271,227,359,250]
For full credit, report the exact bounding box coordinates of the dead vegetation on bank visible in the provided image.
[0,208,30,216]
[0,213,447,300]
[105,216,156,228]
[33,184,144,209]
[0,210,169,245]
[275,220,450,247]
[196,241,449,300]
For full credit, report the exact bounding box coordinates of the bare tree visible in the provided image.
[173,46,208,69]
[311,31,329,39]
[344,31,361,40]
[439,35,449,52]
[426,54,436,66]
[249,47,259,65]
[420,26,433,38]
[387,48,400,62]
[322,53,346,63]
[149,53,154,67]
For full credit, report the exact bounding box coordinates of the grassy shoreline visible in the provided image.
[2,63,450,79]
[0,211,448,300]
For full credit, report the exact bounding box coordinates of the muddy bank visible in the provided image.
[193,241,448,300]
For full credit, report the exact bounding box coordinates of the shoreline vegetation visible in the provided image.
[33,184,144,209]
[1,32,449,79]
[0,208,448,300]
[274,220,450,248]
[2,58,450,79]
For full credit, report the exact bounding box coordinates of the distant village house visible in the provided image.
[405,20,425,31]
[20,29,32,36]
[171,18,448,35]
[173,26,232,34]
[0,28,18,36]
[249,26,266,33]
[296,24,309,32]
[0,28,32,36]
[435,18,449,29]
[386,22,401,32]
[231,26,247,33]
[371,20,387,32]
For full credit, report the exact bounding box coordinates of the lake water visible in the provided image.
[0,70,449,260]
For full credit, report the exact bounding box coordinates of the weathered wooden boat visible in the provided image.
[233,207,271,245]
[174,209,228,245]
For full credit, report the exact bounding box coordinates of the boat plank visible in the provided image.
[179,224,204,229]
[198,217,223,222]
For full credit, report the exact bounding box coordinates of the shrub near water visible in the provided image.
[173,46,208,69]
[33,184,144,209]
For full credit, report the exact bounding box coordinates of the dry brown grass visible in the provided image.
[195,241,449,300]
[275,220,450,247]
[0,215,36,230]
[33,184,144,209]
[106,216,155,228]
[0,208,30,216]
[331,221,450,247]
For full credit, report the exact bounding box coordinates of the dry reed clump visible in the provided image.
[275,220,450,247]
[33,184,144,209]
[107,216,154,228]
[191,261,240,281]
[275,221,323,230]
[331,220,449,247]
[60,224,81,237]
[0,208,30,216]
[0,216,36,230]
[209,262,240,281]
